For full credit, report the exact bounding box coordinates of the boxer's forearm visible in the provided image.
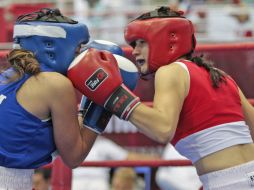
[129,103,177,144]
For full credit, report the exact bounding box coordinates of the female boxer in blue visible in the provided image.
[0,8,95,189]
[0,8,139,189]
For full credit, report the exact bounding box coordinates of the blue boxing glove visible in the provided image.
[78,96,112,133]
[79,40,139,134]
[81,40,124,56]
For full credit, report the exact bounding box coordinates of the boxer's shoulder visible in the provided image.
[29,72,74,94]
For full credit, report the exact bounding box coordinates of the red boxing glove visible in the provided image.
[67,48,140,120]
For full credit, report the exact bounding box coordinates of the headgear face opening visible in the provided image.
[13,8,90,75]
[124,6,196,72]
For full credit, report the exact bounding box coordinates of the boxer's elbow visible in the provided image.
[60,152,85,169]
[154,134,170,144]
[158,131,174,144]
[63,158,83,169]
[152,122,175,144]
[152,111,178,143]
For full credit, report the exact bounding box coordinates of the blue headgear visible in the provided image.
[13,8,90,75]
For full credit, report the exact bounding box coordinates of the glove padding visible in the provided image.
[78,40,138,134]
[68,48,140,120]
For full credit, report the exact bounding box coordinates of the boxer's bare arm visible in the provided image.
[46,73,97,168]
[129,63,189,143]
[239,88,254,140]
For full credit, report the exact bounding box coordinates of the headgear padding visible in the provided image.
[13,8,90,75]
[124,7,196,72]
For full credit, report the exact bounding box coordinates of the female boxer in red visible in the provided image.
[124,6,254,190]
[64,6,254,190]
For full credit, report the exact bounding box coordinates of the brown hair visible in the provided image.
[186,54,227,88]
[6,49,41,80]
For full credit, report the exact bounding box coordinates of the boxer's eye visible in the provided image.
[136,59,145,66]
[130,41,136,48]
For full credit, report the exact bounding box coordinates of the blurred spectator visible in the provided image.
[32,168,51,190]
[168,0,181,11]
[73,0,140,45]
[193,9,208,35]
[72,136,159,190]
[230,7,253,38]
[111,167,144,190]
[104,116,203,190]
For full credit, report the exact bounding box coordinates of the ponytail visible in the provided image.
[7,49,41,78]
[187,54,227,88]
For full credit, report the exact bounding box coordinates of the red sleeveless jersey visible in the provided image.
[171,60,244,145]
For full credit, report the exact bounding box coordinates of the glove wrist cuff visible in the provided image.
[104,85,140,120]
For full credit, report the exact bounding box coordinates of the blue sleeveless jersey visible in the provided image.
[0,70,56,169]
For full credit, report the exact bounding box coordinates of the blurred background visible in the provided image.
[0,0,254,47]
[1,1,254,189]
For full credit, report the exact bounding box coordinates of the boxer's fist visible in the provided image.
[79,40,139,132]
[81,40,139,91]
[68,49,140,120]
[81,57,139,133]
[79,40,124,133]
[68,49,122,105]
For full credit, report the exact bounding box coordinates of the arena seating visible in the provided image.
[0,3,54,42]
[0,8,7,43]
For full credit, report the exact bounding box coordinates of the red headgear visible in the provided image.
[124,7,196,72]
